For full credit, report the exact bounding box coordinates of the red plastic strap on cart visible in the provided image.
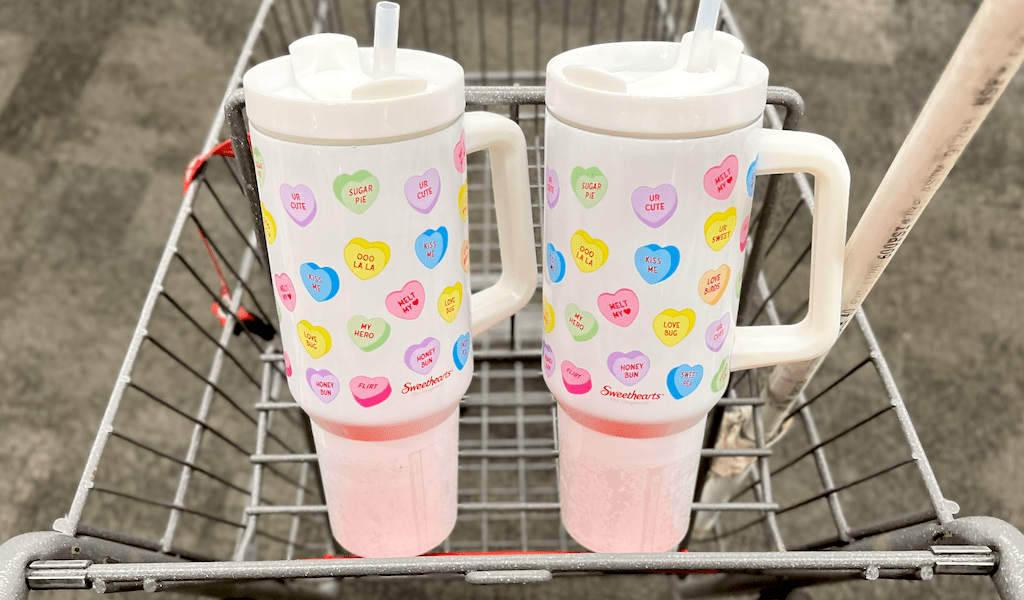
[183,138,235,194]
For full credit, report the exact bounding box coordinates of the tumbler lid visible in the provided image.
[243,34,464,141]
[546,32,768,137]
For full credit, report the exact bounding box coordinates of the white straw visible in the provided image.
[685,0,722,73]
[373,1,400,80]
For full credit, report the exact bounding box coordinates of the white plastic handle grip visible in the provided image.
[731,128,850,371]
[464,111,538,336]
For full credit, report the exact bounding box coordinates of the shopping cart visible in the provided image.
[2,1,1022,598]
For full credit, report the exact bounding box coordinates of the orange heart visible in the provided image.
[698,265,730,306]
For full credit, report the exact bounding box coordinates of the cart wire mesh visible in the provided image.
[13,0,1011,597]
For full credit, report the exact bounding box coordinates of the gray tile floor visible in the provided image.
[1,0,1022,598]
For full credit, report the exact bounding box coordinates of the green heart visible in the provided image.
[570,166,608,209]
[565,303,598,342]
[253,146,266,187]
[711,357,729,393]
[334,170,380,215]
[346,314,391,352]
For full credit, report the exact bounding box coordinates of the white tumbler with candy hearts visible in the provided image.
[542,31,850,552]
[243,27,536,557]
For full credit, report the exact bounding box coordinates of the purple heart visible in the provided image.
[404,168,442,214]
[280,184,317,227]
[630,184,678,228]
[404,337,441,375]
[606,350,650,387]
[545,168,560,208]
[705,312,731,352]
[542,342,555,378]
[306,368,340,403]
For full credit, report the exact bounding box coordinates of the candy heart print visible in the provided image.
[253,146,266,187]
[346,315,391,352]
[296,320,331,358]
[280,183,317,226]
[561,360,592,395]
[344,238,390,280]
[437,283,463,323]
[306,368,340,403]
[299,262,340,302]
[746,156,758,196]
[711,357,730,393]
[461,239,470,273]
[404,337,441,375]
[667,364,703,400]
[458,184,468,222]
[705,313,730,352]
[703,155,739,200]
[542,342,555,378]
[543,296,555,333]
[570,230,608,273]
[261,203,276,244]
[453,130,466,173]
[653,309,696,347]
[565,303,598,342]
[704,208,737,251]
[546,243,566,283]
[631,184,678,228]
[698,265,730,305]
[739,215,750,252]
[634,244,680,284]
[333,170,379,214]
[545,168,560,208]
[415,227,448,269]
[597,288,639,327]
[607,351,650,386]
[283,350,292,378]
[349,376,392,408]
[274,273,297,312]
[405,168,441,214]
[570,166,607,208]
[385,280,425,320]
[453,332,471,371]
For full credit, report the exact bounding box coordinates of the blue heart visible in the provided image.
[746,156,758,196]
[546,242,566,284]
[634,244,680,284]
[667,364,703,400]
[415,226,449,269]
[299,262,340,302]
[453,331,471,371]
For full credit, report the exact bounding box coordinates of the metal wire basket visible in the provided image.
[2,1,1022,599]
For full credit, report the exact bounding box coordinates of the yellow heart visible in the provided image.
[343,238,390,280]
[438,282,463,323]
[570,229,609,273]
[296,320,332,358]
[261,203,277,245]
[543,295,555,333]
[458,183,468,223]
[698,265,731,306]
[704,207,737,251]
[652,309,696,347]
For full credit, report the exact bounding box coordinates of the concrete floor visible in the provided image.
[0,0,1022,599]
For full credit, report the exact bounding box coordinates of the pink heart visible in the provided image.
[306,368,340,403]
[404,337,441,375]
[630,184,678,228]
[349,376,391,408]
[283,349,292,378]
[385,280,425,320]
[739,214,750,252]
[705,312,731,353]
[607,350,650,387]
[404,168,442,214]
[454,130,466,174]
[561,360,592,395]
[703,155,739,200]
[545,168,560,208]
[280,183,317,226]
[274,273,297,312]
[597,288,639,327]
